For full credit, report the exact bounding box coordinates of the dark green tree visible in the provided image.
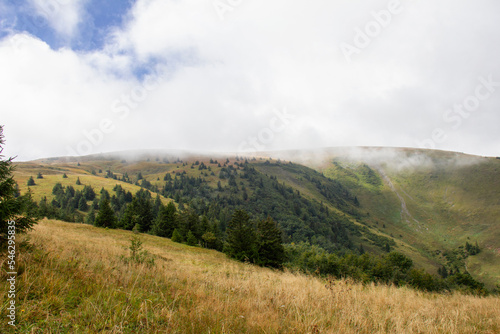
[85,208,96,225]
[94,198,116,228]
[386,252,413,272]
[0,126,37,246]
[151,201,177,238]
[152,194,162,218]
[118,198,140,230]
[136,195,154,232]
[438,266,448,278]
[99,188,110,202]
[76,177,81,185]
[52,183,63,195]
[224,210,258,262]
[78,197,88,211]
[177,209,201,240]
[257,217,285,268]
[38,197,55,218]
[62,173,68,178]
[27,176,35,186]
[201,231,217,249]
[36,172,43,179]
[186,230,197,246]
[91,197,99,210]
[384,242,391,252]
[82,185,96,201]
[171,228,183,243]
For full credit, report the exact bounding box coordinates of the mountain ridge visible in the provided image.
[13,146,500,288]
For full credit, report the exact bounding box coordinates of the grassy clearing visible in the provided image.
[1,219,499,333]
[13,167,171,204]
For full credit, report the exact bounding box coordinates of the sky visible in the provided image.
[1,0,499,161]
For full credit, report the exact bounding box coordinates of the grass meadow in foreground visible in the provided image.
[1,219,499,333]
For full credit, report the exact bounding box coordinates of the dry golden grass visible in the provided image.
[13,168,171,204]
[1,219,499,333]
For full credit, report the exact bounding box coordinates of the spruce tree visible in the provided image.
[384,243,391,252]
[119,199,139,230]
[152,194,162,218]
[78,197,88,211]
[99,188,110,202]
[224,210,258,262]
[76,177,81,185]
[186,230,197,246]
[257,217,285,268]
[82,185,96,201]
[85,208,96,225]
[152,201,177,237]
[171,228,183,243]
[91,197,99,210]
[94,198,116,228]
[0,126,37,246]
[62,173,68,178]
[27,176,35,186]
[136,195,154,232]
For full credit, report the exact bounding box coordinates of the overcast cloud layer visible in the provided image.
[1,0,499,161]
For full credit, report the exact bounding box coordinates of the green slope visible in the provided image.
[312,148,500,287]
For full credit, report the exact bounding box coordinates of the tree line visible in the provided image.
[285,242,488,295]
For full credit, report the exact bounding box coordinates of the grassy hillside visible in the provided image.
[11,148,500,289]
[313,148,500,288]
[13,157,368,254]
[1,219,499,333]
[13,161,171,204]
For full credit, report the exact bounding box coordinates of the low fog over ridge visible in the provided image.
[30,146,490,174]
[252,146,488,171]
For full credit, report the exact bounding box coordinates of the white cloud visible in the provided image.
[1,0,500,161]
[0,34,132,160]
[28,0,86,39]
